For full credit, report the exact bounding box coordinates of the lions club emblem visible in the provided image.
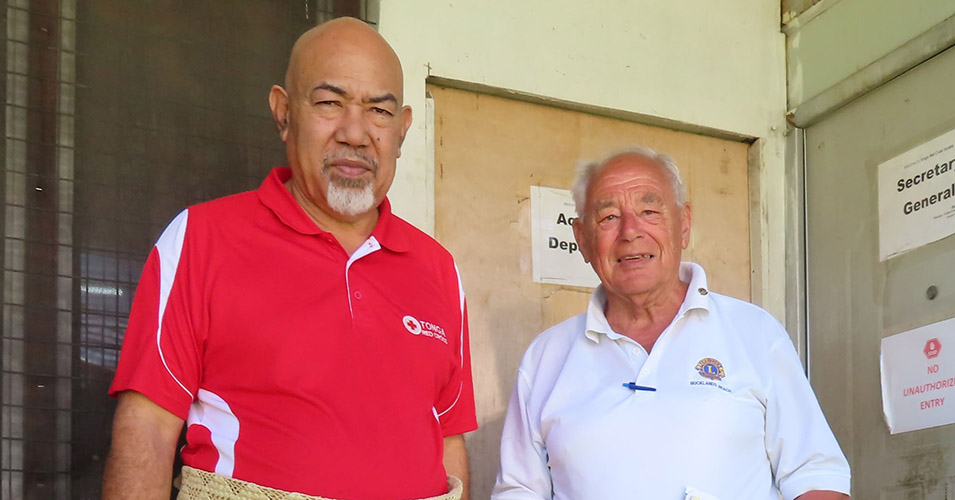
[695,358,725,381]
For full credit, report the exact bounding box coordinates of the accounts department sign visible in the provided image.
[529,185,599,288]
[878,127,955,260]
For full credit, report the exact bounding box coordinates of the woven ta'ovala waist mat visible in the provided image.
[177,465,463,500]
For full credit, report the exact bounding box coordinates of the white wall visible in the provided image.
[380,0,789,321]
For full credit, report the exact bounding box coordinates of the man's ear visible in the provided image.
[680,202,692,249]
[268,85,290,142]
[573,218,591,264]
[396,105,413,157]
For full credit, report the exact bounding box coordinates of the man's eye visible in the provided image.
[315,100,340,107]
[642,210,657,216]
[601,214,618,222]
[371,107,393,116]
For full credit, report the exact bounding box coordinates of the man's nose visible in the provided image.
[619,212,644,241]
[335,105,370,146]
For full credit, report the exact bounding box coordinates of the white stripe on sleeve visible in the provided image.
[437,262,467,419]
[154,210,194,401]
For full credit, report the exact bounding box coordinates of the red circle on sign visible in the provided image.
[924,338,942,359]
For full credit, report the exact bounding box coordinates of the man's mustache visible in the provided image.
[323,150,378,173]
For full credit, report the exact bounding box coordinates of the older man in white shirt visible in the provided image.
[492,148,851,500]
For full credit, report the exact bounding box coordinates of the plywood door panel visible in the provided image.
[430,85,751,499]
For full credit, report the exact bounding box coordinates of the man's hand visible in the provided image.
[795,491,849,500]
[102,391,184,500]
[443,434,470,500]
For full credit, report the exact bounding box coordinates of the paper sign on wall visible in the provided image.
[530,186,599,288]
[878,127,955,260]
[881,317,955,434]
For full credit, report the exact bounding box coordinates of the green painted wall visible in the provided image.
[787,0,955,108]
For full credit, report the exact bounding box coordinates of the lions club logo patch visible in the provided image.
[695,358,725,381]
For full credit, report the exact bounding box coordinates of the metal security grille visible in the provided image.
[1,1,371,499]
[313,0,379,25]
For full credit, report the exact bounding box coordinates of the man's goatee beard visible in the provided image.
[321,151,379,217]
[326,179,375,216]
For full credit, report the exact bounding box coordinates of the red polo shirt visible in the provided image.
[110,167,477,499]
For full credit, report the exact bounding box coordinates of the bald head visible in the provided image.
[284,17,405,105]
[268,16,413,227]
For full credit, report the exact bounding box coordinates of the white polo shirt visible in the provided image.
[493,262,850,500]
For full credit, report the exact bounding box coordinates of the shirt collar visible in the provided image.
[678,261,712,315]
[584,286,618,342]
[257,167,409,253]
[583,261,712,343]
[369,197,409,253]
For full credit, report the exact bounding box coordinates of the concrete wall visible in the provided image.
[380,0,788,317]
[786,0,955,110]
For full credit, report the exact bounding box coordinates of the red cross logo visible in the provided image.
[402,315,422,335]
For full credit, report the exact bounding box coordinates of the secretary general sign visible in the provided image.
[879,127,955,260]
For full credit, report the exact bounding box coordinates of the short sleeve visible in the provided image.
[764,330,851,499]
[108,210,203,420]
[492,370,552,500]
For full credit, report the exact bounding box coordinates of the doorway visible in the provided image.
[430,83,754,500]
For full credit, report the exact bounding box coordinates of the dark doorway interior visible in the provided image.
[2,1,375,499]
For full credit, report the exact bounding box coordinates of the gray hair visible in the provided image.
[571,146,687,219]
